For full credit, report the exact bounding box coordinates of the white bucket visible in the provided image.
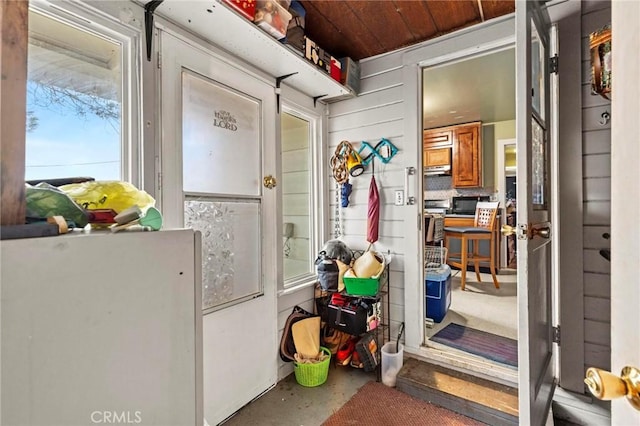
[381,341,404,387]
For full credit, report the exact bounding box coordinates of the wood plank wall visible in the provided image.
[581,1,612,372]
[327,53,407,344]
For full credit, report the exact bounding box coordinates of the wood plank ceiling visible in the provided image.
[299,0,515,61]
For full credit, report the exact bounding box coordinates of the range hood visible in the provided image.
[424,165,451,176]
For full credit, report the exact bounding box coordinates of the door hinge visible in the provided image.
[553,325,561,345]
[550,54,559,74]
[157,171,162,191]
[157,51,162,69]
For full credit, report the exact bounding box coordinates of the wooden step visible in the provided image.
[396,357,519,426]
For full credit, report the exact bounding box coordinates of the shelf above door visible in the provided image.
[153,0,353,101]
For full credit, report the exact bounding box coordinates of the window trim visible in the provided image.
[280,102,324,290]
[28,0,142,187]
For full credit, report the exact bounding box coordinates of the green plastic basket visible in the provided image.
[293,347,331,387]
[343,276,380,296]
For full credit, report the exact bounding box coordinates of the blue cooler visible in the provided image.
[425,264,451,323]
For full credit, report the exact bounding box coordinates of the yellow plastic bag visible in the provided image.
[59,181,155,214]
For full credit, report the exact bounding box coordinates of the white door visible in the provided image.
[515,1,555,424]
[609,1,640,423]
[159,31,278,425]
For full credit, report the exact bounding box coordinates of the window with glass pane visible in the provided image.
[26,10,122,181]
[531,18,546,122]
[281,112,314,283]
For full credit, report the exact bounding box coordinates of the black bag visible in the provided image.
[279,305,316,362]
[315,251,338,291]
[327,294,380,336]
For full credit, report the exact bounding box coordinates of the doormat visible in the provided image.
[321,381,483,426]
[430,323,518,367]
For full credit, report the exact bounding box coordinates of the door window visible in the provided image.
[181,70,263,312]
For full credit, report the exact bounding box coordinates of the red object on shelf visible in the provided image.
[222,0,256,21]
[330,57,342,82]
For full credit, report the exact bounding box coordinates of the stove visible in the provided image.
[424,199,450,215]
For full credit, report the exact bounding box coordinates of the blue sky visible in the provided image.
[25,81,121,182]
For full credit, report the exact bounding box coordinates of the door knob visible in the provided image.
[501,224,516,236]
[584,366,640,410]
[263,175,277,189]
[532,226,550,239]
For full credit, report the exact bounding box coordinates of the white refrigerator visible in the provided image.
[1,229,203,425]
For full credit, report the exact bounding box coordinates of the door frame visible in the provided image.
[401,16,519,384]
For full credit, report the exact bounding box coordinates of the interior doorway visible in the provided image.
[420,46,518,384]
[497,139,517,270]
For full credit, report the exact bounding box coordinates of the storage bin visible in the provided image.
[343,276,379,296]
[294,347,331,387]
[254,0,292,40]
[425,264,451,323]
[339,57,360,95]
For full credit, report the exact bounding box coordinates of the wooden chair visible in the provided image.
[444,201,500,291]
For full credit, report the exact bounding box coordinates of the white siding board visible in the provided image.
[582,105,612,131]
[329,87,404,116]
[585,342,610,370]
[584,319,611,347]
[583,201,611,225]
[583,177,611,201]
[584,296,611,322]
[583,129,611,155]
[583,249,611,274]
[359,52,404,79]
[328,101,405,133]
[581,59,592,84]
[358,68,404,94]
[328,119,404,145]
[583,226,610,249]
[583,154,611,178]
[329,218,406,239]
[582,83,610,108]
[584,272,611,299]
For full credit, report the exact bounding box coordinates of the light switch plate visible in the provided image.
[394,190,404,206]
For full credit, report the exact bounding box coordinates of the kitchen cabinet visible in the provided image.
[424,147,451,168]
[423,122,482,187]
[423,127,453,174]
[423,128,454,148]
[452,122,482,187]
[444,215,500,272]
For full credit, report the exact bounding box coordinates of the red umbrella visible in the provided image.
[366,175,380,245]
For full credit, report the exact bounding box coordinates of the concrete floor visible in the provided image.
[222,365,376,426]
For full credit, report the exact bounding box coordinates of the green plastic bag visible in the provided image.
[25,183,89,227]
